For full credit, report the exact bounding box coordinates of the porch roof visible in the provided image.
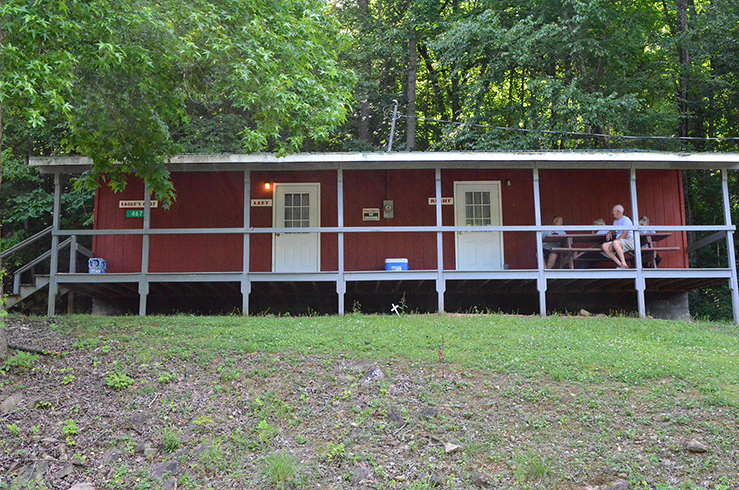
[29,150,739,174]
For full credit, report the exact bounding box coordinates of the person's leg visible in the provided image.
[612,239,627,267]
[601,241,621,266]
[546,252,558,269]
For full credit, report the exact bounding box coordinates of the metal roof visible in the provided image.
[28,150,739,173]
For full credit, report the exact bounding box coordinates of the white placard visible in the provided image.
[428,197,454,205]
[251,199,273,207]
[119,200,158,208]
[363,208,380,221]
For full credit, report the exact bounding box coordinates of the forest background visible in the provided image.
[1,0,738,320]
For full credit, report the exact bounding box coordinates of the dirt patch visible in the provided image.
[1,317,737,489]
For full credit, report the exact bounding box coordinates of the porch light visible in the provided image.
[264,182,272,191]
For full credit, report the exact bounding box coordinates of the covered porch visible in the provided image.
[27,151,739,322]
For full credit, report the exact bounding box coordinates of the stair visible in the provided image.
[3,275,50,310]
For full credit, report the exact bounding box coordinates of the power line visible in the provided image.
[383,109,739,142]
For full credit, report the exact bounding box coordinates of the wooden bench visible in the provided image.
[550,246,680,268]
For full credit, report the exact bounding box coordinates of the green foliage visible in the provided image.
[104,372,135,391]
[262,452,297,489]
[162,430,181,453]
[62,419,78,438]
[2,352,39,375]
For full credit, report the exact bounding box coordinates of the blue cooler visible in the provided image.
[88,258,107,274]
[385,258,408,271]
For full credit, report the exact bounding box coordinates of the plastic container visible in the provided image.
[385,258,409,271]
[88,258,107,274]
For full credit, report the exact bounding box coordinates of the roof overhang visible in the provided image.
[28,150,739,174]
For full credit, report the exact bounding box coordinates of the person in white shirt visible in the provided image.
[601,204,634,269]
[542,215,566,269]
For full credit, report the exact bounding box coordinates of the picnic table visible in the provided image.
[542,233,677,269]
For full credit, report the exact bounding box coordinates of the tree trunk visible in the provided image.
[1,102,4,304]
[676,0,690,140]
[406,28,417,151]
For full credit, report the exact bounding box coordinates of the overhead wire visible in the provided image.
[381,106,739,142]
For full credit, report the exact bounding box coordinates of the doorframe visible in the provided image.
[453,180,504,270]
[271,182,321,272]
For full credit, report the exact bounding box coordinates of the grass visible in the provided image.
[62,313,739,406]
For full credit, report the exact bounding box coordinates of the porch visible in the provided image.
[23,151,739,322]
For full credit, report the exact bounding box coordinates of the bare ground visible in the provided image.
[1,317,737,490]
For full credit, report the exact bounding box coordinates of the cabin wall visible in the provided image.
[92,168,688,273]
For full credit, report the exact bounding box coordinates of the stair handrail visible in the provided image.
[13,236,74,295]
[0,226,53,259]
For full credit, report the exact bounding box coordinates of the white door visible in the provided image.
[454,181,504,270]
[273,183,320,272]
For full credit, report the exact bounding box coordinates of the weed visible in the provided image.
[514,452,551,484]
[321,442,346,462]
[62,374,76,385]
[158,372,177,384]
[62,419,78,437]
[6,424,20,436]
[256,419,276,443]
[162,430,181,453]
[262,452,297,488]
[2,352,39,374]
[105,372,135,391]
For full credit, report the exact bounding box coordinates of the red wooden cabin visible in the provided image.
[28,151,739,320]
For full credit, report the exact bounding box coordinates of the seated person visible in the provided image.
[639,215,662,267]
[542,215,565,269]
[601,204,634,269]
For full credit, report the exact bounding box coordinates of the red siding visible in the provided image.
[92,168,688,273]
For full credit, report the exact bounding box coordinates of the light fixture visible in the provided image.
[264,182,272,191]
[505,179,511,187]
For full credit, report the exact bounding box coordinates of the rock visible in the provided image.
[52,462,74,480]
[362,367,385,385]
[605,480,631,490]
[152,460,178,479]
[350,466,372,484]
[687,439,708,453]
[13,460,50,488]
[579,309,591,317]
[144,446,158,458]
[386,409,405,425]
[0,393,23,413]
[0,327,8,361]
[347,360,375,372]
[444,442,460,454]
[101,448,121,465]
[161,478,177,490]
[418,407,439,420]
[134,442,147,455]
[473,474,493,487]
[126,411,150,428]
[68,484,96,490]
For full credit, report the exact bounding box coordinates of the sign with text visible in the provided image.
[119,200,158,208]
[363,208,380,221]
[251,199,273,207]
[126,210,144,218]
[428,197,454,205]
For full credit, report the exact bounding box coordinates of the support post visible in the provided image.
[630,167,646,318]
[138,185,151,316]
[47,173,62,316]
[721,170,739,324]
[533,168,546,317]
[242,171,251,315]
[337,168,346,314]
[67,235,77,314]
[435,168,445,313]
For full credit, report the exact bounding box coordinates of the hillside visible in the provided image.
[1,315,737,490]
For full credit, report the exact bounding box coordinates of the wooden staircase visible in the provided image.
[3,275,51,311]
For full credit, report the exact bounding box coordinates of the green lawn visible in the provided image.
[63,313,739,407]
